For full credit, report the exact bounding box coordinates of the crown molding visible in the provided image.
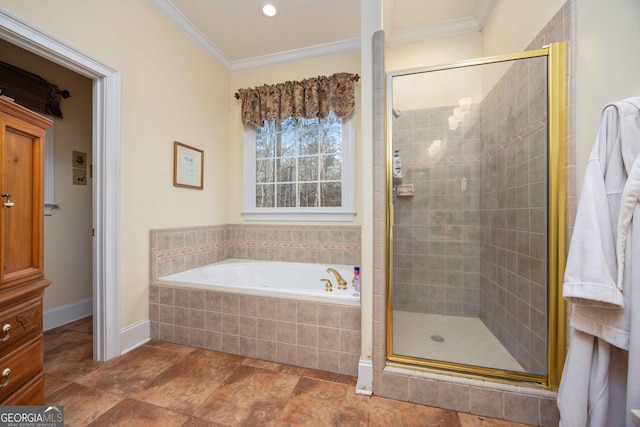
[150,0,496,71]
[149,0,358,72]
[385,0,496,47]
[386,15,480,46]
[230,38,361,72]
[474,0,497,28]
[148,0,231,69]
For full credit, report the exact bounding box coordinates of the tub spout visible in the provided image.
[326,268,347,290]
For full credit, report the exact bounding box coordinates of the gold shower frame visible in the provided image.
[385,42,567,388]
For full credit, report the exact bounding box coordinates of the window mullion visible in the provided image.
[295,122,299,208]
[317,124,322,208]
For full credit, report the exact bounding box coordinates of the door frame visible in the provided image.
[0,9,121,361]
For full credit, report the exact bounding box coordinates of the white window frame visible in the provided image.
[43,117,58,215]
[242,113,355,221]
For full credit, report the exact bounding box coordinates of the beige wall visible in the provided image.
[385,31,482,72]
[0,39,93,311]
[575,0,640,194]
[482,0,566,56]
[0,0,231,328]
[228,53,362,225]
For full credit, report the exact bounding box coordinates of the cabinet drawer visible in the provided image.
[0,299,42,355]
[1,371,44,406]
[0,338,43,402]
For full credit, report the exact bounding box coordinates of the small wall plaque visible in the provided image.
[73,168,87,185]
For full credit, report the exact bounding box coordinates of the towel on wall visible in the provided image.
[558,97,640,427]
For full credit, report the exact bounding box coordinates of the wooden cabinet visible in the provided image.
[0,97,51,405]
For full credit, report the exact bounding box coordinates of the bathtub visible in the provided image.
[158,259,360,306]
[152,258,362,375]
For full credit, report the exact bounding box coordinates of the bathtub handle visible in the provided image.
[326,268,347,290]
[321,278,333,292]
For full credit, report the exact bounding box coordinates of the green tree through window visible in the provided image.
[255,111,343,208]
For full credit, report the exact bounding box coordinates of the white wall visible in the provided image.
[0,0,231,329]
[575,0,640,193]
[0,39,93,312]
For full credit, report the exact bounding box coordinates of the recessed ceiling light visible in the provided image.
[261,2,278,18]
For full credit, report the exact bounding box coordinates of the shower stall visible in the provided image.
[386,43,567,386]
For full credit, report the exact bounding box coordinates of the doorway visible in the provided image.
[0,9,121,361]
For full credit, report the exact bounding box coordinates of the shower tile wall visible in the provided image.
[479,56,548,374]
[392,106,482,317]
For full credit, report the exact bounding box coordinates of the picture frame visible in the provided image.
[173,141,204,189]
[73,151,87,169]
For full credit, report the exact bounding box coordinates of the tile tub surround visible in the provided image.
[150,224,361,282]
[149,284,361,377]
[149,224,362,376]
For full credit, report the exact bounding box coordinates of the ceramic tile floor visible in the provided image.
[392,311,525,372]
[44,317,533,426]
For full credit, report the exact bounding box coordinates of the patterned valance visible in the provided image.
[234,72,359,128]
[0,61,69,118]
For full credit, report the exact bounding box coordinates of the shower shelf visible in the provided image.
[396,184,414,196]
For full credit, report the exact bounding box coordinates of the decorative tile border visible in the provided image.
[150,224,361,282]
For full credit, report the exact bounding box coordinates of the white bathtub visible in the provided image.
[158,259,360,306]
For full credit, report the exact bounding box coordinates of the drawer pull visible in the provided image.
[0,368,10,389]
[0,324,10,342]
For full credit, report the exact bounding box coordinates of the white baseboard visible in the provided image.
[43,298,93,331]
[120,319,150,355]
[355,359,373,395]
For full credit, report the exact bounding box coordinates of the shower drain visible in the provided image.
[430,335,445,342]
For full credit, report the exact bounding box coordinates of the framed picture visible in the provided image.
[173,141,204,189]
[73,151,87,169]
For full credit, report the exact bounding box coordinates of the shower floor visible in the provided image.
[392,311,524,372]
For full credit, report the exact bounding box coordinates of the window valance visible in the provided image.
[234,72,359,128]
[0,61,69,118]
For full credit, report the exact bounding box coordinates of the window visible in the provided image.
[44,118,58,215]
[243,111,354,221]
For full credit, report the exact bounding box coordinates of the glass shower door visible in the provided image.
[387,44,567,385]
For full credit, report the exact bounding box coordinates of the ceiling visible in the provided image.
[150,0,495,71]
